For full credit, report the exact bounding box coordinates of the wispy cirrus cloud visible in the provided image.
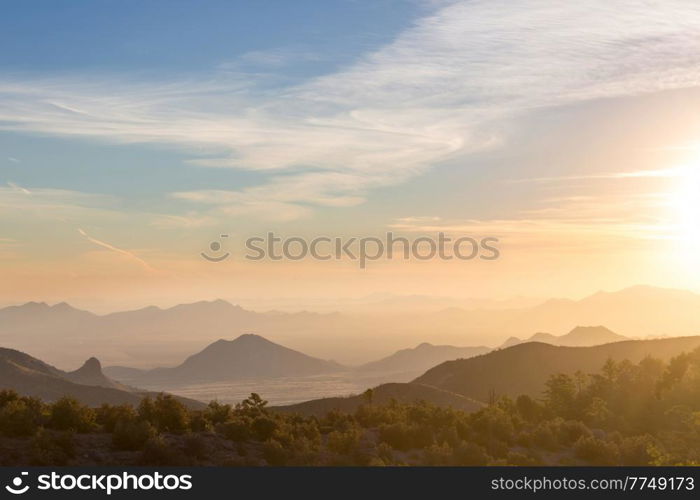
[1,1,700,219]
[510,167,691,184]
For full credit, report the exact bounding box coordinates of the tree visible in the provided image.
[362,388,374,406]
[544,374,577,418]
[236,393,269,417]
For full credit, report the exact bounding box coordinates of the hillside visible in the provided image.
[0,348,203,409]
[274,382,484,417]
[358,343,490,379]
[415,336,700,403]
[500,325,627,348]
[109,334,344,385]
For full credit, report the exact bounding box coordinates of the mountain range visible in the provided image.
[104,326,629,388]
[414,336,700,403]
[356,343,491,380]
[499,325,627,348]
[4,330,700,414]
[3,285,700,368]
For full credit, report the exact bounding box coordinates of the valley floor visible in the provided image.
[135,371,418,407]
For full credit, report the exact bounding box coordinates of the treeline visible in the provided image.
[2,347,700,465]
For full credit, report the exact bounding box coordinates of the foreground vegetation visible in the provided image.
[2,347,700,466]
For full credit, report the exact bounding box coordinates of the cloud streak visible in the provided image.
[77,228,156,272]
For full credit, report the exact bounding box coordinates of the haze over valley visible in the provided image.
[2,285,700,406]
[2,285,698,371]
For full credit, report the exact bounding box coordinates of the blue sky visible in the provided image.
[0,0,424,205]
[2,1,700,309]
[1,0,421,73]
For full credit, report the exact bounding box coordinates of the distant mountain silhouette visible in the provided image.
[0,299,339,368]
[357,343,490,379]
[0,348,203,408]
[64,357,131,391]
[414,336,700,403]
[107,334,344,385]
[274,382,484,416]
[4,285,700,368]
[499,325,627,348]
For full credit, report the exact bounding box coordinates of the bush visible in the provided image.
[376,442,394,464]
[204,401,232,425]
[189,412,212,433]
[252,416,278,441]
[452,441,489,465]
[139,436,186,465]
[574,436,620,465]
[516,395,542,422]
[619,435,656,465]
[506,451,542,466]
[48,397,95,432]
[183,433,210,461]
[30,429,76,465]
[470,406,514,444]
[424,442,453,465]
[139,394,189,434]
[112,420,157,451]
[263,439,289,465]
[219,418,251,442]
[0,398,44,436]
[326,427,361,455]
[96,404,136,433]
[557,420,592,446]
[0,390,20,408]
[532,421,558,450]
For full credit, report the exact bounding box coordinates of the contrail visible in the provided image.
[7,181,31,194]
[77,228,156,272]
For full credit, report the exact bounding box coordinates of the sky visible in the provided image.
[2,0,700,312]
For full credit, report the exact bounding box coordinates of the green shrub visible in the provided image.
[218,418,251,442]
[0,390,20,408]
[96,403,136,433]
[327,427,361,454]
[470,406,514,444]
[378,421,434,451]
[263,439,289,465]
[452,441,489,465]
[0,398,43,436]
[139,394,189,434]
[251,416,278,441]
[574,436,620,465]
[30,429,76,465]
[48,397,95,432]
[557,420,592,446]
[139,436,186,465]
[112,420,157,451]
[619,435,656,465]
[204,400,232,425]
[424,442,453,465]
[189,412,212,432]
